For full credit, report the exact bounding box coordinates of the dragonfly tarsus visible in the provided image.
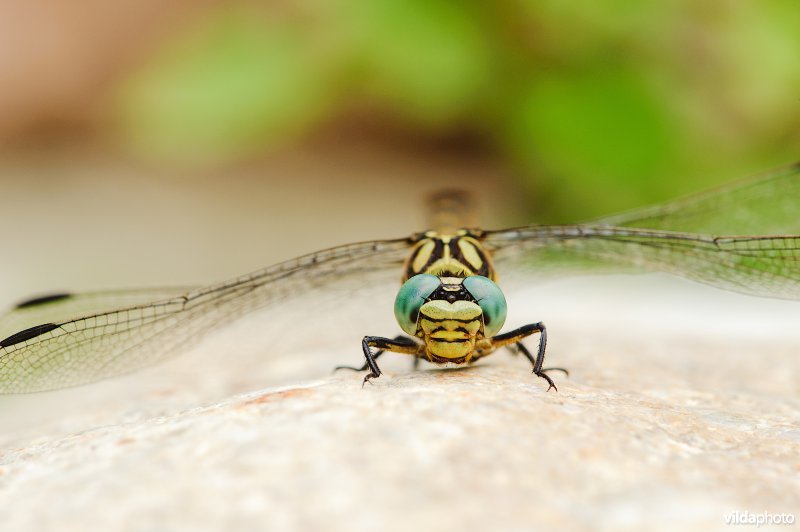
[509,343,570,376]
[492,322,560,391]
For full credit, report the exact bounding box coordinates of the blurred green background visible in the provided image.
[1,0,799,222]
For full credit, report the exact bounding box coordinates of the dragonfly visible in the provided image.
[1,161,800,394]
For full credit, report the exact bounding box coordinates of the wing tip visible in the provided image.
[0,323,60,348]
[14,293,73,309]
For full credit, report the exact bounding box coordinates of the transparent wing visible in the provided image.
[0,288,195,342]
[484,225,800,300]
[0,237,412,393]
[592,161,800,235]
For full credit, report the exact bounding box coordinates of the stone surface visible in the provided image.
[0,277,798,532]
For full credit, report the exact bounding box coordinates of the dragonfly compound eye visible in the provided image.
[462,275,507,337]
[394,274,441,335]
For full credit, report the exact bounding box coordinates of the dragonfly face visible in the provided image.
[394,273,507,363]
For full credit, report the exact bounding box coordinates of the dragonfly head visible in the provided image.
[394,274,507,361]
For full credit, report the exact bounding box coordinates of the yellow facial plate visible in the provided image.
[418,300,481,321]
[418,300,483,360]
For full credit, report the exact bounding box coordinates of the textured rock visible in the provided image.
[0,278,798,532]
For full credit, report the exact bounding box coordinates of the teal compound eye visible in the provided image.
[463,276,507,337]
[394,274,441,335]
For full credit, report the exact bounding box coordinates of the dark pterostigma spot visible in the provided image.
[15,293,72,309]
[0,323,60,348]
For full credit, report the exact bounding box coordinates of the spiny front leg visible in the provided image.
[360,335,422,387]
[492,322,562,392]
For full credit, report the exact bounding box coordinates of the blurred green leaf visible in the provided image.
[345,0,492,128]
[117,9,332,163]
[505,67,679,219]
[109,0,799,222]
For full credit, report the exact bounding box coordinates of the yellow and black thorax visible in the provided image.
[402,229,496,282]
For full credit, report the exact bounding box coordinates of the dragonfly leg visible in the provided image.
[514,342,569,378]
[507,343,569,376]
[334,334,410,373]
[360,335,421,387]
[492,322,561,392]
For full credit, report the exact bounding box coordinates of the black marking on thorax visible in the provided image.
[0,323,60,348]
[403,231,495,281]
